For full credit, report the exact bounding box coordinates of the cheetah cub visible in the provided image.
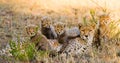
[41,16,57,39]
[98,14,110,40]
[93,14,111,47]
[53,22,79,53]
[25,24,51,51]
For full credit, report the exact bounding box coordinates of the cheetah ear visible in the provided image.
[78,23,82,29]
[41,17,46,23]
[52,21,55,24]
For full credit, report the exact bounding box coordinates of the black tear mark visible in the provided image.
[83,47,86,50]
[74,48,76,50]
[82,50,84,52]
[68,50,71,52]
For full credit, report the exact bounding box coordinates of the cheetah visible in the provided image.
[53,22,80,53]
[93,14,111,47]
[79,24,96,45]
[98,14,110,39]
[25,24,51,51]
[60,24,96,57]
[41,16,57,39]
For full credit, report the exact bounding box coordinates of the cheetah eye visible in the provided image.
[82,50,84,52]
[41,21,43,23]
[61,28,63,30]
[104,21,108,24]
[89,30,92,31]
[81,30,84,31]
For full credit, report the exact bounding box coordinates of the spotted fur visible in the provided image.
[59,24,96,57]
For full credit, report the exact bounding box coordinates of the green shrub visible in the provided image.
[9,40,36,61]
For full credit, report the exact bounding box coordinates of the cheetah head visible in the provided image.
[41,16,52,28]
[79,24,95,42]
[53,22,66,36]
[99,14,110,26]
[25,24,39,37]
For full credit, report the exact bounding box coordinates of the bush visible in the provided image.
[9,40,36,61]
